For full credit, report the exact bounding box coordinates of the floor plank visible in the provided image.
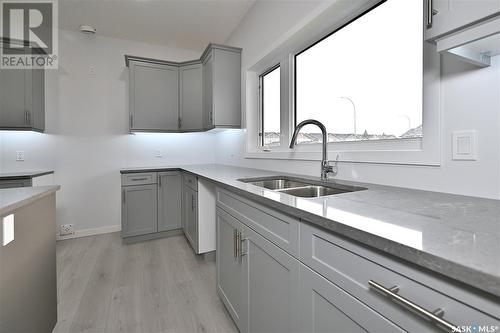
[53,233,237,333]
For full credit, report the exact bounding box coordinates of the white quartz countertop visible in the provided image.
[0,186,60,216]
[121,164,500,297]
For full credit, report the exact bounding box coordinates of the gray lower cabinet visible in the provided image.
[201,45,241,129]
[216,206,300,333]
[0,43,45,131]
[183,184,198,252]
[299,264,402,333]
[179,63,203,131]
[121,184,158,237]
[241,222,300,333]
[158,171,182,232]
[129,61,179,131]
[216,188,500,333]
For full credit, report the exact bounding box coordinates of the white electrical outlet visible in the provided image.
[89,65,96,75]
[16,151,25,161]
[155,149,162,158]
[60,224,74,236]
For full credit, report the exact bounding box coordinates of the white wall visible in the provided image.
[0,30,217,234]
[217,0,500,199]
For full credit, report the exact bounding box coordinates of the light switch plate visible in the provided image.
[452,130,477,160]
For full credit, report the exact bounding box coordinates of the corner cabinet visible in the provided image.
[179,63,203,131]
[125,43,241,133]
[121,171,182,239]
[158,171,182,232]
[0,43,45,131]
[201,44,241,129]
[128,60,179,131]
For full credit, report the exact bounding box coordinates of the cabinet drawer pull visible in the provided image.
[368,280,458,332]
[131,177,148,181]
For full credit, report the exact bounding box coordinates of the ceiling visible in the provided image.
[59,0,256,52]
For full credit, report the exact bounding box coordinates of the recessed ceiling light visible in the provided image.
[79,24,96,35]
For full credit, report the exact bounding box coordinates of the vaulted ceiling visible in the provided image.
[59,0,256,52]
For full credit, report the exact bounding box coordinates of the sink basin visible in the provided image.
[244,179,310,190]
[279,186,348,198]
[238,176,366,198]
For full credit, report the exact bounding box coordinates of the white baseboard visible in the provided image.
[56,225,121,241]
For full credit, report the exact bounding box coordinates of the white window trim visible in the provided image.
[244,0,442,167]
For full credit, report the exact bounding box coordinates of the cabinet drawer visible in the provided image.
[121,172,157,186]
[300,222,500,332]
[216,189,299,258]
[183,173,198,191]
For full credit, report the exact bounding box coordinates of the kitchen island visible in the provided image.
[0,185,60,333]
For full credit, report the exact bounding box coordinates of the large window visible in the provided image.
[260,66,280,147]
[295,0,423,144]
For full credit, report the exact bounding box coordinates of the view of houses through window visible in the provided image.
[260,66,281,146]
[260,0,423,147]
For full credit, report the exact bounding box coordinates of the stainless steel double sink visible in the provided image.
[238,176,366,198]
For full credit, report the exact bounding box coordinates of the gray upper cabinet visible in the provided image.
[158,171,182,232]
[0,44,45,131]
[179,63,203,131]
[129,60,179,131]
[121,183,158,237]
[201,45,241,129]
[125,43,241,133]
[425,0,500,40]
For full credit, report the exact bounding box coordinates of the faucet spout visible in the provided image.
[290,119,334,180]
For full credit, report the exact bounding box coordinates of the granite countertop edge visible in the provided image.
[0,185,61,216]
[120,166,500,298]
[0,170,54,180]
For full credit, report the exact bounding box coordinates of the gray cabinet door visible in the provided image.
[299,264,403,333]
[216,207,244,330]
[425,0,500,40]
[212,48,241,128]
[121,184,158,237]
[183,185,198,252]
[157,172,182,232]
[129,61,179,131]
[179,63,203,130]
[241,223,300,333]
[202,53,213,129]
[0,43,44,131]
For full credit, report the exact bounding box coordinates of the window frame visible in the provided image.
[258,63,281,147]
[244,0,441,166]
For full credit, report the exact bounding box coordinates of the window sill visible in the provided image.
[245,144,441,167]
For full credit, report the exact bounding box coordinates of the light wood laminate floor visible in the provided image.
[53,232,237,333]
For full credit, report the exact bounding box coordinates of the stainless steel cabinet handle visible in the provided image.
[368,280,458,332]
[158,176,162,187]
[122,190,125,204]
[130,115,133,128]
[131,177,148,181]
[233,229,238,258]
[427,0,438,29]
[238,231,247,257]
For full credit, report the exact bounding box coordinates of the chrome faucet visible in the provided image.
[289,119,338,181]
